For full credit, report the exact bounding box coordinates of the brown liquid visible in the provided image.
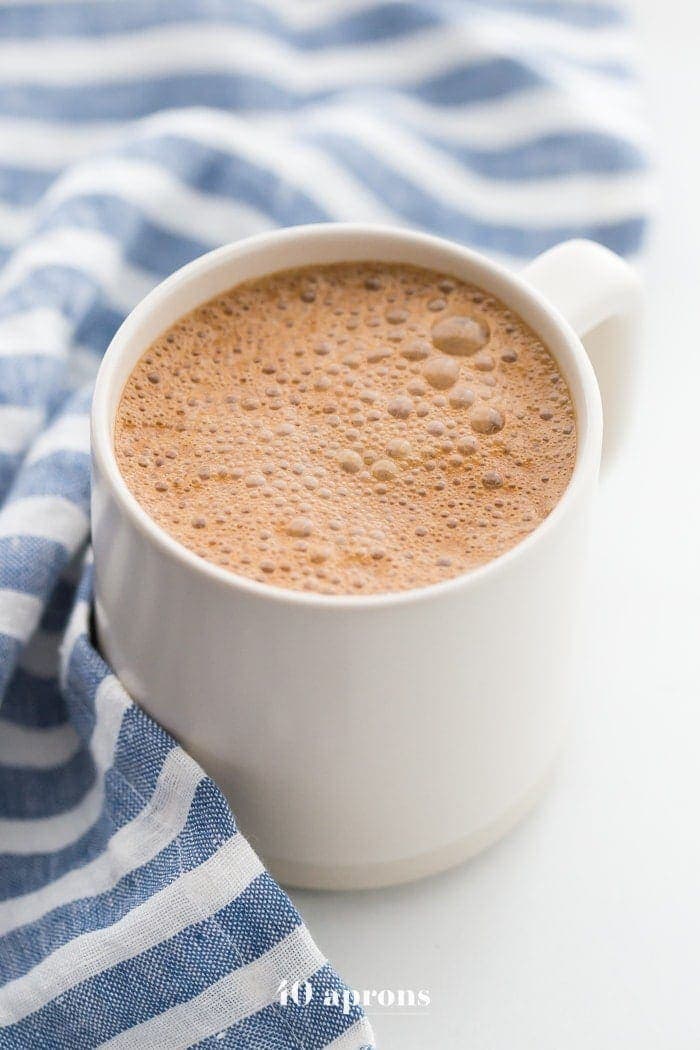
[115,262,576,595]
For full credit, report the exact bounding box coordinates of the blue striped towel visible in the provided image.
[0,2,647,1047]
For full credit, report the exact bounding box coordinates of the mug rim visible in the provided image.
[91,222,603,610]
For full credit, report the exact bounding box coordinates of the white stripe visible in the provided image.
[304,107,653,225]
[360,86,650,150]
[0,199,33,245]
[0,405,43,455]
[43,158,273,248]
[0,721,80,770]
[17,627,60,678]
[325,1019,377,1050]
[0,588,42,641]
[0,834,264,1023]
[0,495,88,549]
[102,924,324,1050]
[0,116,121,169]
[25,413,90,465]
[0,308,71,359]
[0,22,632,88]
[90,675,131,772]
[65,345,100,388]
[0,227,155,315]
[0,202,38,253]
[0,675,128,854]
[0,748,202,936]
[58,596,89,686]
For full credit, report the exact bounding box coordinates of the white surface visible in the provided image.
[291,3,700,1045]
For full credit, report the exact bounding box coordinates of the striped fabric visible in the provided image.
[0,2,647,1047]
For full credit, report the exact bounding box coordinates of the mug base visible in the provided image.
[266,765,554,891]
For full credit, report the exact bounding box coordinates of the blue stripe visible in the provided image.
[0,536,78,598]
[424,130,647,179]
[0,635,24,711]
[0,0,436,45]
[40,572,81,633]
[72,299,124,356]
[485,1,624,27]
[11,451,90,506]
[109,707,178,804]
[307,130,646,255]
[0,746,94,819]
[0,0,622,42]
[0,165,52,206]
[0,55,628,123]
[0,357,74,420]
[0,667,68,728]
[0,453,19,499]
[74,556,94,604]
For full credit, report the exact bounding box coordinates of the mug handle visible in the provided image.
[521,239,642,471]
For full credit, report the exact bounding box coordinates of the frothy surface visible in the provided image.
[115,262,576,594]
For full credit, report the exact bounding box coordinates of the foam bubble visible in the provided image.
[431,315,489,356]
[338,449,363,474]
[288,516,313,537]
[388,438,412,460]
[387,396,413,419]
[448,384,475,409]
[371,458,398,480]
[401,339,431,361]
[470,406,504,434]
[423,357,459,390]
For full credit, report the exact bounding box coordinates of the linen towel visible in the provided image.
[0,2,648,1047]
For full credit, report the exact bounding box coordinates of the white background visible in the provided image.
[293,2,700,1046]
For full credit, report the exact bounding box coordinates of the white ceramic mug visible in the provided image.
[91,225,640,890]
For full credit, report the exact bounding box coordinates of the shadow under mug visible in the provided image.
[91,225,640,890]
